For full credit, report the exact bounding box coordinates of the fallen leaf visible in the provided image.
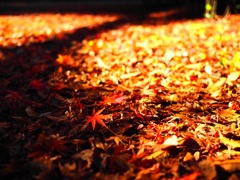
[183,152,194,162]
[85,108,111,130]
[144,149,167,160]
[25,106,36,117]
[227,71,240,81]
[218,131,240,150]
[72,149,94,168]
[120,72,141,79]
[193,151,200,161]
[207,77,226,96]
[153,135,178,152]
[56,54,75,66]
[180,172,200,180]
[205,64,212,75]
[163,135,178,147]
[101,92,128,105]
[218,108,240,122]
[231,52,240,70]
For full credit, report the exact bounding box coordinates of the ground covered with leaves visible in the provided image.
[1,9,240,180]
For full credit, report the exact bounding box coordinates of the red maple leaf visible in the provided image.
[102,92,127,105]
[85,108,111,130]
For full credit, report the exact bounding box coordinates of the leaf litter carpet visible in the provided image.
[1,11,240,180]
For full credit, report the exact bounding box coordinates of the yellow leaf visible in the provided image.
[227,71,240,81]
[183,152,194,162]
[219,131,240,149]
[169,94,178,102]
[120,72,141,79]
[114,136,121,146]
[232,52,240,70]
[163,135,178,147]
[218,108,240,122]
[207,77,226,95]
[222,149,240,156]
[219,108,238,117]
[144,149,166,160]
[199,52,207,60]
[205,64,212,75]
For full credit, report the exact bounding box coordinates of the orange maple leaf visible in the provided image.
[56,54,75,66]
[85,108,111,130]
[102,93,127,105]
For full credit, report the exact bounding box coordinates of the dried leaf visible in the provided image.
[56,54,75,66]
[47,115,68,122]
[194,151,201,161]
[227,71,240,81]
[153,135,178,152]
[102,92,128,105]
[207,77,226,96]
[120,72,140,79]
[218,108,240,122]
[105,135,126,146]
[218,131,240,149]
[144,149,166,160]
[72,149,94,168]
[183,152,194,162]
[231,52,240,70]
[205,64,212,75]
[163,135,178,147]
[25,106,36,117]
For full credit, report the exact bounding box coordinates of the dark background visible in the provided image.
[0,0,204,16]
[0,0,238,17]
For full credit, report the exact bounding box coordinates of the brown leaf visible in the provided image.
[25,106,36,117]
[72,149,94,169]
